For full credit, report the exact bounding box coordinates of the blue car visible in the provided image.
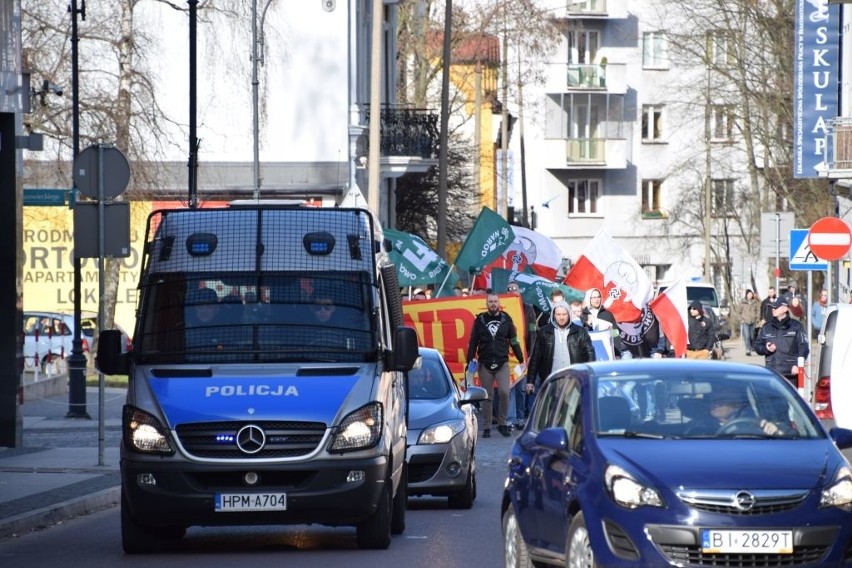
[502,359,852,567]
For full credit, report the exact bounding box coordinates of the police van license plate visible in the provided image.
[215,493,287,512]
[701,529,792,554]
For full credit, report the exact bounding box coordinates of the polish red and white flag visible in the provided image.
[563,229,653,323]
[649,278,688,358]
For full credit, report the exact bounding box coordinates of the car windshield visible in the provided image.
[134,271,377,364]
[408,356,450,400]
[593,371,822,440]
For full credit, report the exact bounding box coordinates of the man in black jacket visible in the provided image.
[526,301,596,396]
[686,300,715,359]
[467,291,525,437]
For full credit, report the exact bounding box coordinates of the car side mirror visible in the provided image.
[392,326,419,372]
[96,329,129,376]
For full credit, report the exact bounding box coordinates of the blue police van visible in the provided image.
[96,203,418,553]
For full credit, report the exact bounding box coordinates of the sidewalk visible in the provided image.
[0,384,123,539]
[0,343,763,540]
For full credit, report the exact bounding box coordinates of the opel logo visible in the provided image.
[734,491,756,511]
[236,424,266,455]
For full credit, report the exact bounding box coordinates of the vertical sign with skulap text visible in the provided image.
[794,0,839,178]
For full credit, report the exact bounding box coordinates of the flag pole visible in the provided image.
[435,265,455,297]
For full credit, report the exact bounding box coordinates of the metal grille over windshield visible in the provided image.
[134,206,380,363]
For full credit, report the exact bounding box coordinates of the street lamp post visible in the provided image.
[66,0,89,420]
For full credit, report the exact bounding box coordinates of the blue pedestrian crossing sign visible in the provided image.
[790,229,829,271]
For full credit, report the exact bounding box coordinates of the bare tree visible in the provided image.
[21,0,238,332]
[638,0,833,302]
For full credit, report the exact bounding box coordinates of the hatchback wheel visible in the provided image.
[503,506,532,568]
[566,512,596,568]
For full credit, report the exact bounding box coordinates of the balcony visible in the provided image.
[824,118,852,177]
[546,62,627,95]
[538,0,628,19]
[365,105,439,176]
[541,138,627,169]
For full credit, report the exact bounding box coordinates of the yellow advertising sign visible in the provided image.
[22,201,229,335]
[402,295,527,387]
[23,202,151,333]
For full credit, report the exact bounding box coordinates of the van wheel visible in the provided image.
[356,480,392,549]
[121,491,161,554]
[391,464,407,534]
[448,459,476,509]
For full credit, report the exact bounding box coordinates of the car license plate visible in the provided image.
[215,492,287,512]
[701,529,793,554]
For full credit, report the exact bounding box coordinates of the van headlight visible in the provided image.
[605,464,663,509]
[418,420,465,444]
[123,406,174,455]
[329,403,383,453]
[820,466,852,509]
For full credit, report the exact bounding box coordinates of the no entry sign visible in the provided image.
[808,217,852,261]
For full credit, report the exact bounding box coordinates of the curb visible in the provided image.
[0,485,120,539]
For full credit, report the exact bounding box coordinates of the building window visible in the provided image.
[707,31,735,67]
[567,30,600,64]
[711,178,735,217]
[709,104,734,141]
[643,31,668,69]
[568,179,600,215]
[642,105,663,141]
[641,179,663,215]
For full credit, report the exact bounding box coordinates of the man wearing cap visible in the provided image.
[753,297,810,387]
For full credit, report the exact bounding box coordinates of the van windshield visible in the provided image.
[134,271,376,364]
[659,285,719,308]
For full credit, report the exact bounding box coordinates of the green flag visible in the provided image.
[384,228,457,290]
[454,207,515,272]
[491,268,584,313]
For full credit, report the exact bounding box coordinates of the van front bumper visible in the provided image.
[121,455,389,528]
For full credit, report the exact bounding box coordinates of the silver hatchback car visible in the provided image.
[405,348,488,509]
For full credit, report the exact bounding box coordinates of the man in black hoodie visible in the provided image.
[686,300,715,359]
[754,297,810,387]
[467,291,525,438]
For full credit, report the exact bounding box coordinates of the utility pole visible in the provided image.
[703,68,712,280]
[66,0,89,420]
[188,0,199,208]
[517,51,528,228]
[437,0,451,259]
[367,0,383,216]
[499,18,509,220]
[251,0,273,200]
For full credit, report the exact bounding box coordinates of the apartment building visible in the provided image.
[519,0,769,298]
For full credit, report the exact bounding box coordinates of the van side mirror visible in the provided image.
[392,326,419,372]
[96,329,130,376]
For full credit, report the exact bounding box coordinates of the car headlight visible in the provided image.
[605,464,663,509]
[123,406,174,455]
[329,402,383,453]
[821,466,852,509]
[418,419,465,444]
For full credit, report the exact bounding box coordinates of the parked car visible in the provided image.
[23,310,132,372]
[502,358,852,567]
[406,348,488,509]
[23,310,95,372]
[814,303,852,429]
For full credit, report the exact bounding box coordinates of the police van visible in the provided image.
[97,204,418,552]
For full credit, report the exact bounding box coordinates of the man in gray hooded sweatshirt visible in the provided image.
[526,300,596,395]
